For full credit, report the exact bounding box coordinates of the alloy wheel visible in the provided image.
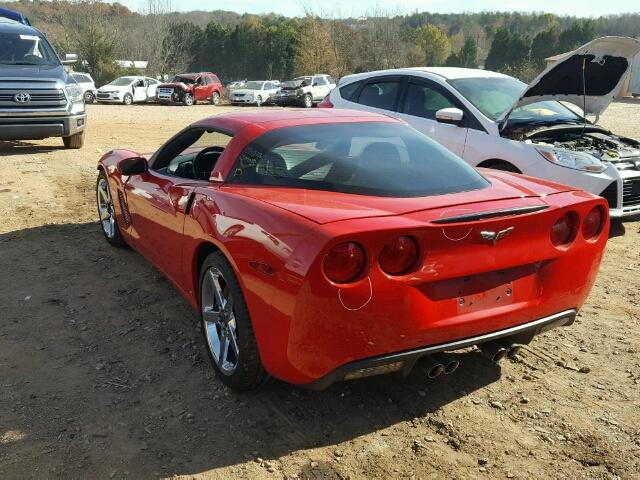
[97,178,116,239]
[201,267,240,375]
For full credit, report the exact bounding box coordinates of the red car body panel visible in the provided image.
[98,109,608,385]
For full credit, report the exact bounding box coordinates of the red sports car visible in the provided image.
[96,109,608,390]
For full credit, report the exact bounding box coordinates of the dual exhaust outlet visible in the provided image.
[478,340,521,363]
[422,340,521,379]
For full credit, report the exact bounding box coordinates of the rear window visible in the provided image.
[230,122,488,197]
[340,81,360,101]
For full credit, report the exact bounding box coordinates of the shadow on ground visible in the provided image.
[0,140,65,155]
[0,223,502,478]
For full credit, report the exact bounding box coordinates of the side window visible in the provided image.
[402,82,458,120]
[356,80,401,111]
[339,81,361,101]
[212,75,220,84]
[155,129,233,180]
[315,77,328,86]
[327,76,336,85]
[203,76,212,85]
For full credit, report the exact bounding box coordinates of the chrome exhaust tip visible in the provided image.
[422,356,445,379]
[504,343,521,359]
[479,341,508,363]
[434,354,459,375]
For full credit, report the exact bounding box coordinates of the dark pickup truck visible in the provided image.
[0,16,86,148]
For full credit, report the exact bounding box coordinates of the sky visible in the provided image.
[122,0,639,17]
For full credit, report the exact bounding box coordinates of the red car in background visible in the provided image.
[95,109,608,390]
[156,72,223,106]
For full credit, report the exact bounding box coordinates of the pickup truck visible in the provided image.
[274,74,336,107]
[0,16,86,148]
[156,72,223,106]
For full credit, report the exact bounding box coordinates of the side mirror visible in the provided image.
[118,157,148,176]
[435,108,464,125]
[62,53,78,65]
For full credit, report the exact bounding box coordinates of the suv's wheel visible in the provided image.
[200,252,267,390]
[63,131,85,149]
[211,92,221,105]
[481,160,521,173]
[84,91,95,103]
[123,93,133,105]
[96,170,124,247]
[256,95,262,107]
[303,93,313,108]
[184,94,194,106]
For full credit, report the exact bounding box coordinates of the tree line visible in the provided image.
[2,0,636,85]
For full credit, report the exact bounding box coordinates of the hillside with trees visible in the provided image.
[2,0,639,85]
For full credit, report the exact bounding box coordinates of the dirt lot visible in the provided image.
[1,102,639,480]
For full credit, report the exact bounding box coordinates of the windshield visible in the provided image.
[244,81,264,90]
[230,122,488,197]
[449,77,582,124]
[109,77,136,86]
[0,32,59,65]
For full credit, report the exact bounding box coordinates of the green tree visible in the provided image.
[530,28,560,67]
[485,28,531,72]
[558,21,596,52]
[412,24,451,66]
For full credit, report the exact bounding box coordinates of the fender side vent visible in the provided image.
[117,190,131,226]
[599,181,617,209]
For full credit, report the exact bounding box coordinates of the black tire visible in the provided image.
[481,160,521,173]
[123,93,133,105]
[303,93,313,108]
[84,91,95,104]
[199,252,267,390]
[211,91,221,105]
[96,170,125,247]
[63,131,85,149]
[256,95,262,107]
[184,94,194,106]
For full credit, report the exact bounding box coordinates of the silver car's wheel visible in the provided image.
[303,94,313,108]
[202,266,240,375]
[95,171,124,246]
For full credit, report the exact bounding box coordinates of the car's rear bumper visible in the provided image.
[0,113,86,140]
[303,309,576,389]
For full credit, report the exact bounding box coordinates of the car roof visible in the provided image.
[340,67,511,85]
[0,16,39,35]
[194,108,401,133]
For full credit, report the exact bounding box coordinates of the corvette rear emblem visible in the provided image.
[481,227,514,246]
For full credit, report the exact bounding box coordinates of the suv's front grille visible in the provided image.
[0,89,66,108]
[599,181,618,209]
[622,178,640,207]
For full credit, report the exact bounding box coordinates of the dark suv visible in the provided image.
[0,17,86,148]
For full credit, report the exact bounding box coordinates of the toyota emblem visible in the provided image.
[13,92,31,103]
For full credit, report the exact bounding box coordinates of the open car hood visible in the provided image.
[499,36,640,123]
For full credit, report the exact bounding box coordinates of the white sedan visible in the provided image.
[322,37,640,218]
[97,76,160,105]
[229,80,280,106]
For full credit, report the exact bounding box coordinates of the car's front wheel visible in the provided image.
[200,252,267,390]
[211,92,220,105]
[184,94,194,106]
[84,91,95,103]
[96,171,124,246]
[303,93,313,108]
[123,93,133,105]
[63,131,85,149]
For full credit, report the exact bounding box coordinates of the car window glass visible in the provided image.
[155,129,233,179]
[204,76,211,85]
[339,81,361,101]
[230,122,488,197]
[327,76,336,85]
[402,83,457,119]
[315,77,328,86]
[357,80,400,111]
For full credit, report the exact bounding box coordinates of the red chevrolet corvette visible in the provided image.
[96,109,608,390]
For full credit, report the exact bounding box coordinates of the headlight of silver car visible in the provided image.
[536,148,606,173]
[65,83,84,103]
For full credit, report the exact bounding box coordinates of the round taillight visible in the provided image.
[323,242,366,283]
[550,212,578,247]
[379,236,419,275]
[582,206,605,240]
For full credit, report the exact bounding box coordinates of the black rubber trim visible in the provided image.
[303,309,577,390]
[431,205,549,224]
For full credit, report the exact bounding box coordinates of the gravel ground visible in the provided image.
[0,102,639,480]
